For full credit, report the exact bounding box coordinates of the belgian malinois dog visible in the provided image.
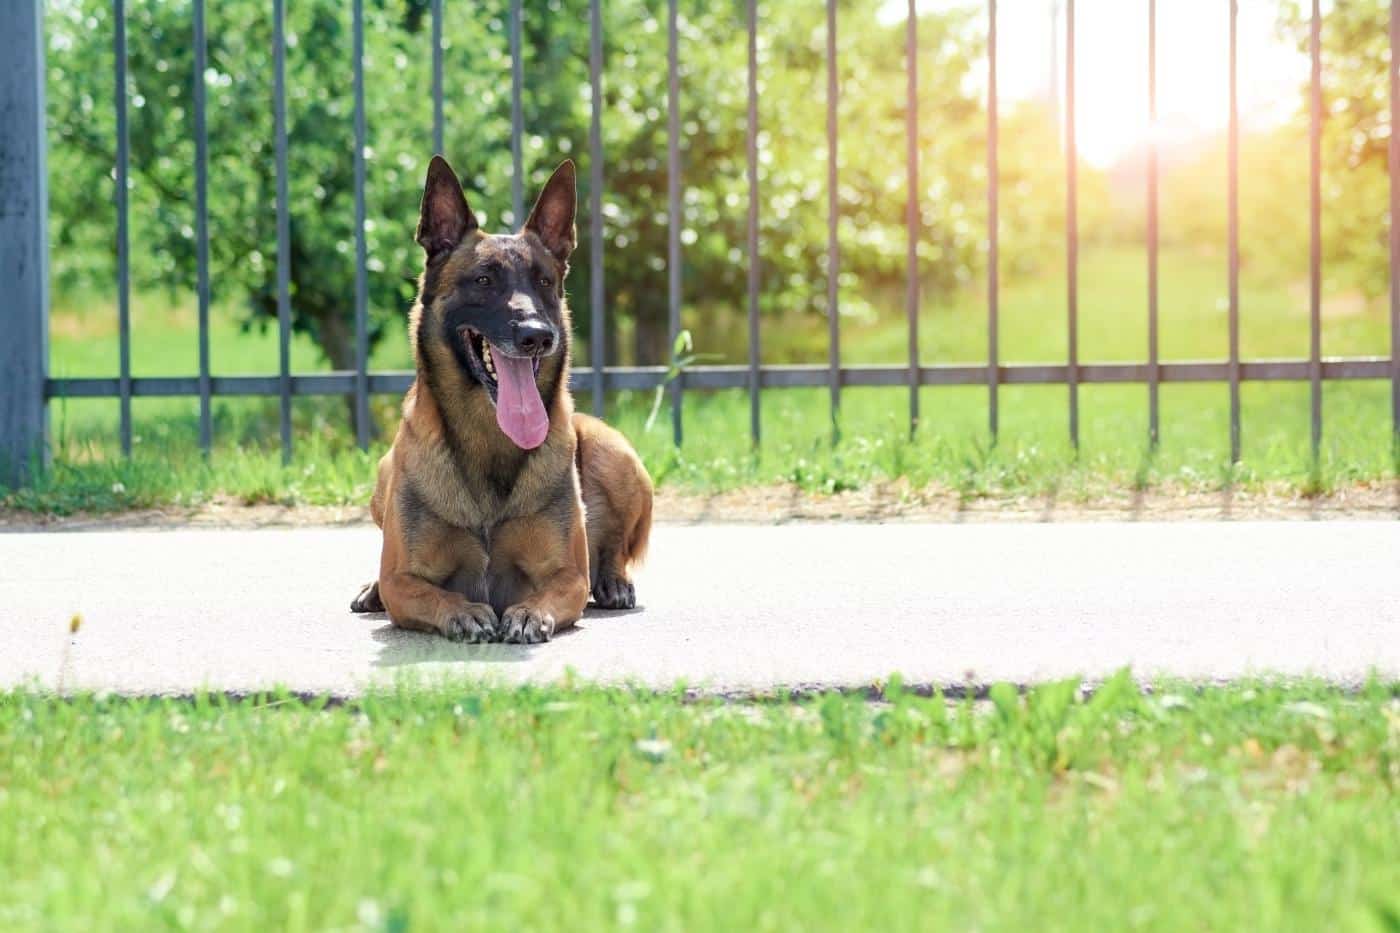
[349,155,652,643]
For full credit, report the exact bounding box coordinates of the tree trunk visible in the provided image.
[632,303,669,368]
[313,309,380,441]
[605,311,621,372]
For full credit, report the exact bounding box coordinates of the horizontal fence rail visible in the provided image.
[3,0,1400,486]
[48,358,1398,400]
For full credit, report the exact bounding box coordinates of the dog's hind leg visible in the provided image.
[351,449,395,614]
[573,414,653,610]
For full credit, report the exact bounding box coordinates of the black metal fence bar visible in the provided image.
[274,0,292,463]
[1309,0,1323,455]
[1146,0,1159,448]
[1393,0,1400,437]
[353,0,370,451]
[1227,0,1242,462]
[510,0,524,224]
[113,0,132,457]
[905,0,919,436]
[432,0,444,156]
[589,0,605,418]
[826,0,841,440]
[0,3,48,488]
[746,0,761,444]
[1065,0,1079,448]
[987,0,999,441]
[667,0,683,446]
[48,359,1395,403]
[193,0,212,453]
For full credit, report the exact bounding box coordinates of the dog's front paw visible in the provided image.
[500,605,555,644]
[443,603,499,643]
[591,574,636,610]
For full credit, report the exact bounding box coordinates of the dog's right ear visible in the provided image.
[416,155,478,260]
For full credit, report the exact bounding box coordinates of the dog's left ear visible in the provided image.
[524,160,577,263]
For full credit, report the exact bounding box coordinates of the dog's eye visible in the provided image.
[474,275,491,287]
[538,276,553,289]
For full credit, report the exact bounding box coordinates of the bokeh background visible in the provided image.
[26,0,1397,509]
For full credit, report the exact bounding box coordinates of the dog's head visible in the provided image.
[412,155,576,450]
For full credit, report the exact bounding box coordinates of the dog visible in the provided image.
[349,155,652,643]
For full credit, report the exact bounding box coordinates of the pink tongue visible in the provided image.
[489,345,550,449]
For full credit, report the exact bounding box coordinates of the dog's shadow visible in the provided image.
[365,606,638,668]
[368,619,532,667]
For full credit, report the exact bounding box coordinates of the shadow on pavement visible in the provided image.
[369,623,534,667]
[365,603,644,669]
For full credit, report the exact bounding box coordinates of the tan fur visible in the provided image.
[352,159,652,642]
[574,413,652,584]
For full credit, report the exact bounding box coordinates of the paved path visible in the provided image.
[1,522,1396,695]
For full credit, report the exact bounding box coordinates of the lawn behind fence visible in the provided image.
[14,246,1397,514]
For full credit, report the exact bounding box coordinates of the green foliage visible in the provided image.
[1278,0,1392,301]
[1154,2,1392,303]
[1155,126,1310,281]
[44,0,1072,372]
[641,328,718,432]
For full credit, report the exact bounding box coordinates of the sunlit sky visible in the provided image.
[881,0,1311,168]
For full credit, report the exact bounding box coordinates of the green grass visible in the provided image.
[10,245,1396,514]
[1,677,1396,930]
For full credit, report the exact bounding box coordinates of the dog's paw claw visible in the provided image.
[500,606,554,644]
[591,575,636,610]
[444,604,499,643]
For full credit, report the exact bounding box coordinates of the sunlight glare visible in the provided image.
[883,0,1309,168]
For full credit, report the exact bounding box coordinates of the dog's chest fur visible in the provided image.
[397,381,577,537]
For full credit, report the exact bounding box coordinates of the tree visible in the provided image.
[45,0,1062,389]
[1277,0,1390,302]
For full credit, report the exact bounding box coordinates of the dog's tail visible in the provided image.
[626,480,653,570]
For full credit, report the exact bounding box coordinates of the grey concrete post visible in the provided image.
[0,2,50,486]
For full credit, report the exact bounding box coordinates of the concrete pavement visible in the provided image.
[1,521,1396,695]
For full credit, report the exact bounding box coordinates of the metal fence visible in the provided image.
[3,0,1400,487]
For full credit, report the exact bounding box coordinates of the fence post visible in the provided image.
[0,1,50,488]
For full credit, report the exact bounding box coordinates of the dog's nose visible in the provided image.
[513,320,555,356]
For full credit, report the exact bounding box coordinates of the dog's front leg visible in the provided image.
[378,500,497,642]
[498,567,589,644]
[379,571,498,643]
[492,509,590,644]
